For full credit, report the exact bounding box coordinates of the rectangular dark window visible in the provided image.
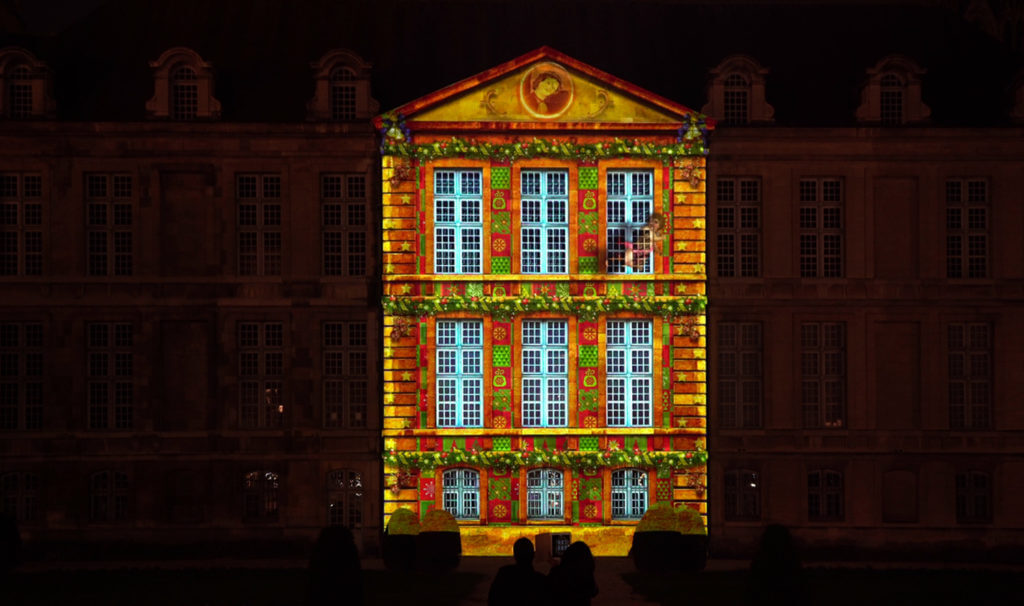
[800,322,845,428]
[807,469,843,521]
[0,323,43,430]
[717,322,762,428]
[948,323,991,429]
[86,323,133,430]
[86,173,133,276]
[237,174,282,276]
[946,179,988,279]
[716,178,760,278]
[955,471,992,523]
[798,178,843,278]
[323,321,368,428]
[239,322,284,428]
[0,173,43,276]
[724,469,761,520]
[322,174,368,276]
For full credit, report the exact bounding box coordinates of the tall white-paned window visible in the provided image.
[521,319,568,427]
[606,319,653,427]
[607,171,654,274]
[442,468,479,520]
[434,170,482,274]
[521,170,568,273]
[436,320,483,427]
[611,468,648,519]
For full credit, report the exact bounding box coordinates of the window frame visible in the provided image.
[243,470,280,523]
[442,468,480,520]
[606,319,653,427]
[85,173,134,277]
[723,468,761,521]
[86,322,134,431]
[955,470,992,524]
[799,322,846,429]
[611,468,648,520]
[520,318,569,428]
[947,322,992,430]
[520,169,569,274]
[329,66,357,121]
[526,468,565,521]
[807,468,844,522]
[1,471,38,523]
[433,169,482,274]
[238,321,285,429]
[722,73,750,125]
[170,65,199,120]
[797,178,843,279]
[435,319,484,428]
[716,321,763,429]
[945,178,989,279]
[323,321,368,429]
[327,469,364,528]
[715,177,761,278]
[606,170,655,274]
[0,172,44,276]
[321,173,368,276]
[90,470,129,523]
[0,322,43,431]
[237,173,283,277]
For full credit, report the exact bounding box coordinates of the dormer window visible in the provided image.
[330,67,357,121]
[856,55,929,125]
[0,47,55,119]
[703,55,773,125]
[145,47,221,120]
[308,49,378,122]
[171,66,199,120]
[723,74,749,125]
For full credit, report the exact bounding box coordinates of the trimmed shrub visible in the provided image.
[383,508,419,571]
[631,504,708,573]
[416,509,461,574]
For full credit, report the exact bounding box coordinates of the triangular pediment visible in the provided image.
[385,47,698,126]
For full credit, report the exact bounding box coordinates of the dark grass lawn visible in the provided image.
[3,568,487,606]
[623,568,1024,606]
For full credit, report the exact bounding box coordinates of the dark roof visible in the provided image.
[3,0,1020,126]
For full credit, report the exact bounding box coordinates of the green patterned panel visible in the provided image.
[656,479,672,500]
[493,345,511,367]
[491,257,511,274]
[511,501,519,523]
[493,436,511,451]
[572,500,580,523]
[578,212,598,235]
[579,390,599,411]
[492,211,511,234]
[607,282,622,296]
[578,167,598,190]
[466,282,484,297]
[579,345,599,367]
[556,283,570,297]
[580,436,599,451]
[580,478,602,500]
[493,389,512,411]
[491,166,511,189]
[578,257,598,274]
[489,477,511,500]
[420,501,432,520]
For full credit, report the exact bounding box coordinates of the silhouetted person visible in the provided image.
[746,524,809,606]
[307,526,363,606]
[548,541,598,606]
[488,537,551,606]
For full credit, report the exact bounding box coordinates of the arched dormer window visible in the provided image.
[308,49,378,122]
[703,55,773,125]
[330,66,357,121]
[145,47,221,120]
[0,47,55,119]
[856,55,929,125]
[170,66,199,120]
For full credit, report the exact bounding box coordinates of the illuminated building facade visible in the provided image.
[378,48,712,556]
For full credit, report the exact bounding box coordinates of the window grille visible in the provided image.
[520,170,569,273]
[7,65,32,118]
[521,319,568,427]
[611,468,647,519]
[322,174,368,276]
[723,73,749,125]
[171,66,198,120]
[239,322,284,429]
[243,470,279,521]
[606,320,652,427]
[330,67,357,120]
[323,322,368,428]
[90,471,129,522]
[607,171,654,274]
[955,471,992,523]
[442,468,479,520]
[527,469,564,520]
[434,170,482,274]
[715,178,760,277]
[0,173,43,276]
[948,323,991,430]
[0,322,43,430]
[724,469,761,520]
[87,323,133,430]
[717,322,762,428]
[879,74,904,125]
[807,469,843,521]
[1,472,38,523]
[800,322,845,428]
[85,173,133,276]
[798,178,843,278]
[436,320,483,427]
[327,469,363,528]
[945,179,988,279]
[237,174,282,276]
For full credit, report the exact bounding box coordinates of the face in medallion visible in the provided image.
[519,62,574,119]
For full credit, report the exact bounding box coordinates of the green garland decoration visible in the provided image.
[384,445,708,476]
[381,136,705,163]
[383,293,707,322]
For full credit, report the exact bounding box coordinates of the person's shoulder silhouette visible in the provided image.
[488,538,550,606]
[746,524,809,606]
[548,541,598,606]
[308,526,363,606]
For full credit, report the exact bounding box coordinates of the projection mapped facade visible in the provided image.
[377,47,713,555]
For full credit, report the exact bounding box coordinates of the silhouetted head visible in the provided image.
[310,526,359,569]
[754,524,800,570]
[560,541,595,572]
[513,537,535,565]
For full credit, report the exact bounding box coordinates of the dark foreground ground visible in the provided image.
[4,557,1024,606]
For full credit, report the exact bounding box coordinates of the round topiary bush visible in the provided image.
[631,503,686,573]
[676,505,709,572]
[383,507,419,572]
[415,508,461,574]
